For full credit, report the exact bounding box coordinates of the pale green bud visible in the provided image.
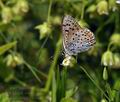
[35,22,51,39]
[101,50,114,66]
[5,53,23,68]
[12,0,29,15]
[103,67,108,80]
[110,33,120,46]
[86,4,96,13]
[2,7,13,24]
[101,98,107,102]
[97,0,109,15]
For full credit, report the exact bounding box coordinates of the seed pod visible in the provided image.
[103,67,108,81]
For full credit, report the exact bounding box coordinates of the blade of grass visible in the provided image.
[52,71,56,102]
[61,67,67,98]
[79,65,111,101]
[56,66,61,102]
[0,41,17,55]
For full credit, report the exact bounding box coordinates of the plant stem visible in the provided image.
[47,0,53,23]
[24,61,42,83]
[38,0,53,55]
[13,77,28,87]
[44,38,62,92]
[81,1,85,20]
[0,0,4,8]
[61,67,67,98]
[52,71,56,102]
[56,67,67,102]
[115,11,119,32]
[107,41,115,51]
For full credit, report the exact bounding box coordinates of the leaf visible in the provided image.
[0,41,17,55]
[0,92,10,102]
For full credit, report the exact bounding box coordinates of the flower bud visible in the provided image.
[13,54,23,65]
[110,33,120,46]
[35,22,51,39]
[2,7,13,24]
[86,4,96,13]
[12,0,29,15]
[5,53,23,68]
[101,50,114,66]
[62,56,76,67]
[97,0,109,15]
[103,67,108,80]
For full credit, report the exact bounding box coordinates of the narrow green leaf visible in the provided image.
[0,41,17,55]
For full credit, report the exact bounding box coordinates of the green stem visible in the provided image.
[24,61,42,83]
[95,14,114,41]
[52,71,56,102]
[13,77,28,87]
[79,65,111,101]
[47,0,53,23]
[61,67,67,98]
[115,12,119,32]
[0,0,4,8]
[38,0,53,56]
[41,36,49,49]
[81,1,85,20]
[37,35,49,57]
[31,65,47,79]
[44,38,62,92]
[56,67,67,102]
[107,41,115,51]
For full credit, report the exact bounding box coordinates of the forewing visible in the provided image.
[62,15,82,55]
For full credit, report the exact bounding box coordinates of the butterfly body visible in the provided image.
[62,15,96,56]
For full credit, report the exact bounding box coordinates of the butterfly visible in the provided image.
[62,15,96,56]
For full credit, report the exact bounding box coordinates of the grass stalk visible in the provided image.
[44,38,62,92]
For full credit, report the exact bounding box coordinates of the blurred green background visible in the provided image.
[0,0,120,102]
